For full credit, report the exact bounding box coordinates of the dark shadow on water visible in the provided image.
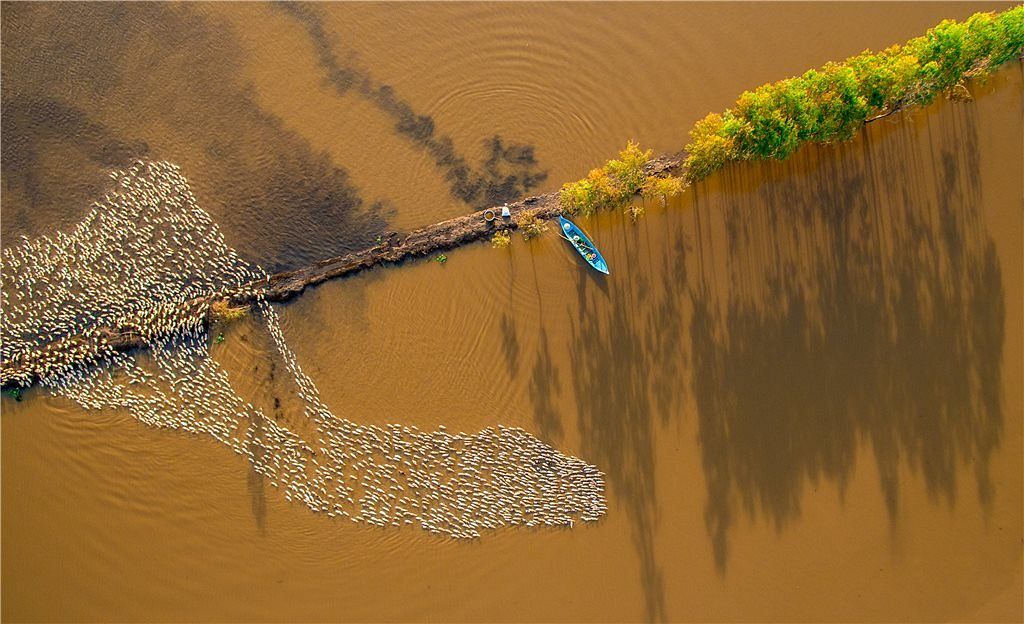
[277,3,549,209]
[498,250,522,379]
[498,312,520,378]
[532,96,1006,599]
[644,215,691,423]
[689,100,1005,573]
[558,211,692,622]
[528,328,563,443]
[1,2,388,273]
[247,411,269,535]
[0,99,151,238]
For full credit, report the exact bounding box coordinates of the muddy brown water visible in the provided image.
[2,3,1021,622]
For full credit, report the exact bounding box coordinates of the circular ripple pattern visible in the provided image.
[1,161,607,537]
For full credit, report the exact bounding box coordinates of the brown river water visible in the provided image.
[2,2,1021,621]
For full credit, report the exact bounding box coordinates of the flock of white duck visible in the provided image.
[1,160,607,538]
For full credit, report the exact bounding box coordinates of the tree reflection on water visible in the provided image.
[689,100,1004,573]
[524,97,1006,617]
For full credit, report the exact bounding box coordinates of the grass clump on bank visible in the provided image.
[559,141,686,219]
[642,175,685,204]
[514,209,550,240]
[208,299,248,344]
[491,230,512,248]
[684,6,1024,182]
[209,299,248,323]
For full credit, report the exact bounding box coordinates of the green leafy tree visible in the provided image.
[684,6,1024,182]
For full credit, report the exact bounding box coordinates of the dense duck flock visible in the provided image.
[1,161,607,537]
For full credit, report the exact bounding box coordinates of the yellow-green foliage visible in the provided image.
[624,203,646,222]
[559,141,653,217]
[209,299,248,323]
[626,174,686,220]
[684,6,1024,182]
[513,209,549,241]
[685,113,738,181]
[641,175,685,202]
[518,217,548,241]
[604,141,651,196]
[491,230,512,248]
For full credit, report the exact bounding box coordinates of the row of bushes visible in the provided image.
[684,7,1024,181]
[492,142,683,247]
[546,8,1022,230]
[559,141,685,220]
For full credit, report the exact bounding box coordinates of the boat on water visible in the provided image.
[557,215,609,275]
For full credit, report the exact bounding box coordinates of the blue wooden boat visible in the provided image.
[557,216,609,275]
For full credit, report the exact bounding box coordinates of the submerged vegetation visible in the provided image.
[684,6,1024,181]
